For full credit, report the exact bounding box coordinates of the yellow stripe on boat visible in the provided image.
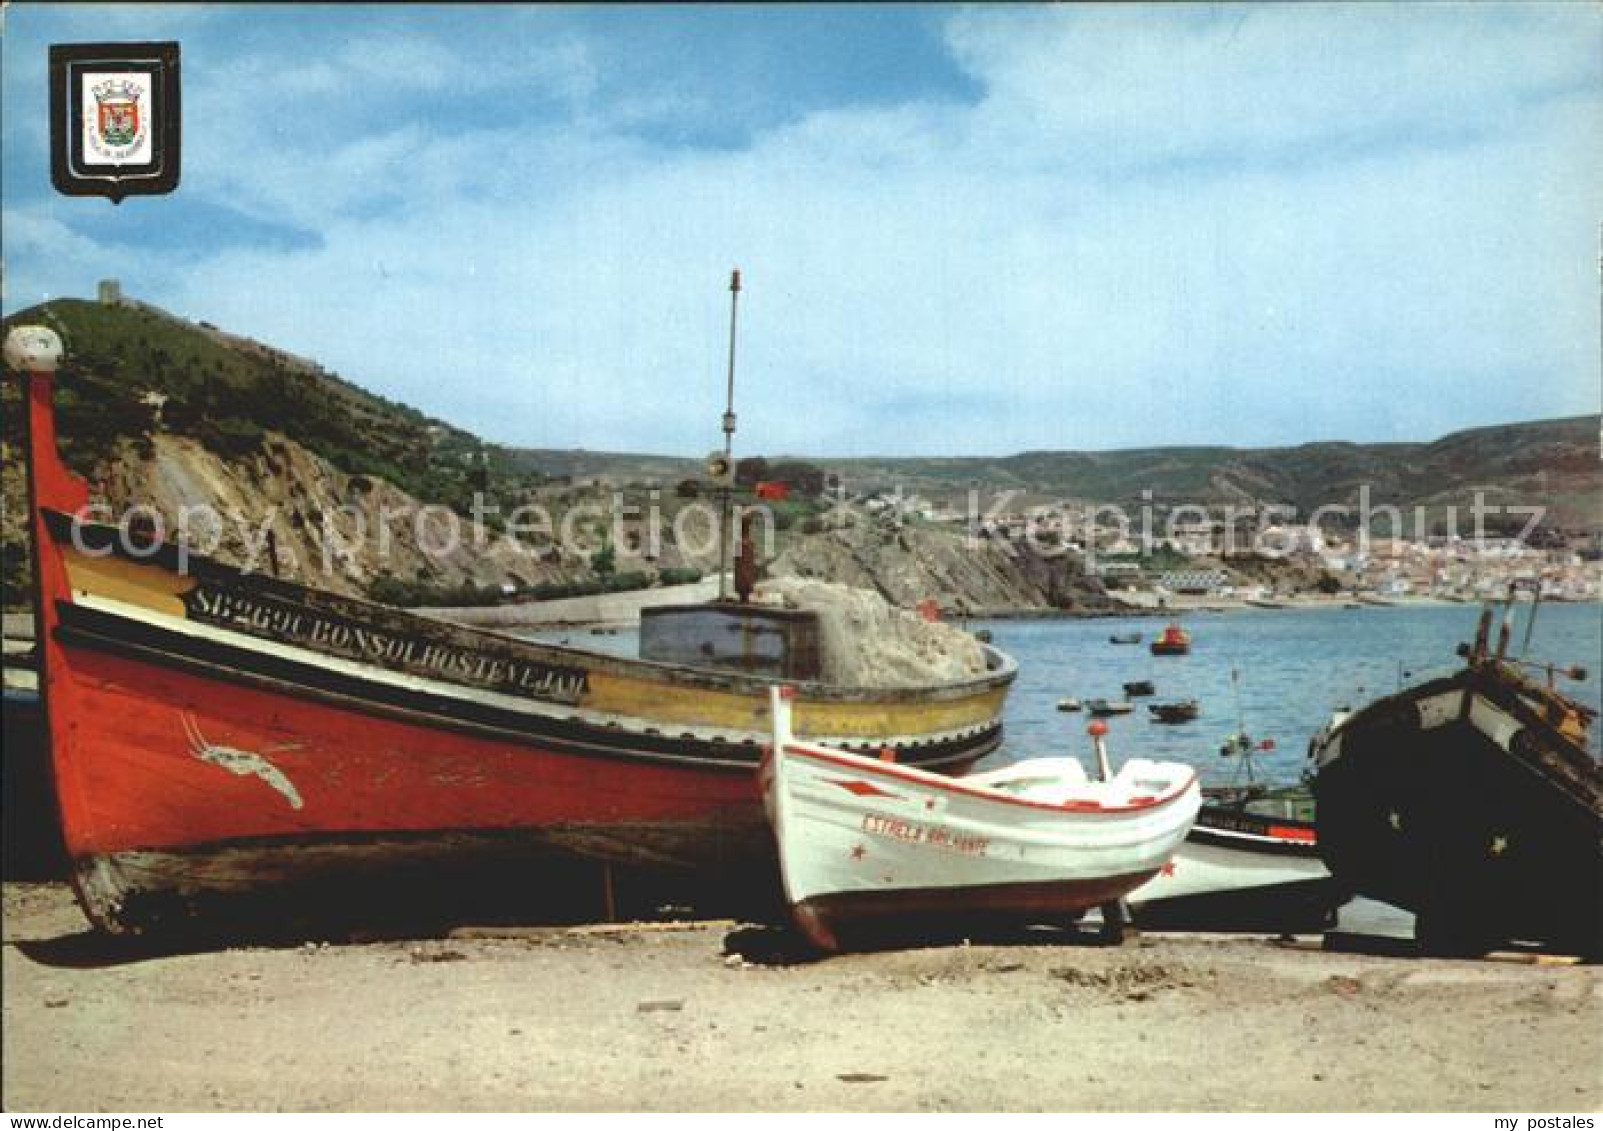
[63,546,196,618]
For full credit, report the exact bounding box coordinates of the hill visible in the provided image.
[509,419,1601,533]
[1,294,1085,614]
[3,293,1595,616]
[0,297,537,508]
[819,417,1599,522]
[0,298,582,607]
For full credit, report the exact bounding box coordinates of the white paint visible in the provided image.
[79,71,153,166]
[182,714,304,810]
[1416,690,1462,730]
[766,686,1200,909]
[3,326,63,373]
[1128,835,1330,907]
[1467,694,1523,752]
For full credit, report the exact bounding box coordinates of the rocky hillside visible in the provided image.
[772,522,1102,614]
[95,432,585,598]
[4,292,1592,617]
[2,295,1084,614]
[0,297,575,607]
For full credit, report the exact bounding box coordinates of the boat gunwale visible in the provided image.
[44,508,1018,704]
[777,738,1198,816]
[1325,662,1601,789]
[52,600,1006,772]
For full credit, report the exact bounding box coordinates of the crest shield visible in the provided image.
[97,95,139,147]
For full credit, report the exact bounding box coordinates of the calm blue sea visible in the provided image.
[974,602,1603,785]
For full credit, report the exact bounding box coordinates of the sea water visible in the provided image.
[978,601,1603,783]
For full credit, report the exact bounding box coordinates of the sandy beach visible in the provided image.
[4,882,1598,1113]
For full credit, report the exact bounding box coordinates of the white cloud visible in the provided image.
[6,5,1600,455]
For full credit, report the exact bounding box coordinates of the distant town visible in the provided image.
[871,490,1603,606]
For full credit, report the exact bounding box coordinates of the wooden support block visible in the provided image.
[1099,899,1139,944]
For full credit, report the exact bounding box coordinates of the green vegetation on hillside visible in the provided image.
[0,299,544,514]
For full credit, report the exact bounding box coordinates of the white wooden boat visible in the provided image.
[762,687,1201,952]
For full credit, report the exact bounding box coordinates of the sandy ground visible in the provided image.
[3,883,1600,1113]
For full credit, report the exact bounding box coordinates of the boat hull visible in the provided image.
[1128,811,1342,932]
[793,873,1152,952]
[13,361,1016,936]
[766,718,1200,952]
[1311,667,1603,956]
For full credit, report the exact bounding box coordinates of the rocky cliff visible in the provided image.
[769,520,1102,614]
[90,431,583,599]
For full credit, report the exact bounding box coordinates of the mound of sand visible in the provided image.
[756,577,990,688]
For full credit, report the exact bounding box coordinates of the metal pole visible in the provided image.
[1519,581,1541,659]
[717,269,740,601]
[1088,721,1112,782]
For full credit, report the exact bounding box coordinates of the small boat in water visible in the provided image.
[1108,632,1143,645]
[1148,700,1199,724]
[1086,699,1135,717]
[1310,592,1602,957]
[1149,623,1191,656]
[1055,698,1083,712]
[1122,680,1156,698]
[763,689,1200,952]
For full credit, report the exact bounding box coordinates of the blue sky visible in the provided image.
[3,3,1599,457]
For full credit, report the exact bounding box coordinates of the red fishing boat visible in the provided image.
[1149,622,1192,656]
[6,325,1016,936]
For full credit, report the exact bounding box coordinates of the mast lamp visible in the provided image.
[705,451,735,486]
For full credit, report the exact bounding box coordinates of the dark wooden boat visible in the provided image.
[1310,599,1601,957]
[6,325,1017,936]
[1149,623,1191,656]
[1122,679,1155,698]
[1085,699,1135,717]
[1148,700,1199,724]
[1108,632,1142,645]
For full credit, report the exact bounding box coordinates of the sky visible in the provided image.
[2,3,1600,458]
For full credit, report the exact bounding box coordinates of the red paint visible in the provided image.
[1266,823,1317,843]
[21,367,94,869]
[51,644,757,858]
[829,778,901,800]
[17,366,755,873]
[794,870,1158,953]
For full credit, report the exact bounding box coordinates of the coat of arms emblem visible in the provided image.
[50,41,181,203]
[90,78,144,154]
